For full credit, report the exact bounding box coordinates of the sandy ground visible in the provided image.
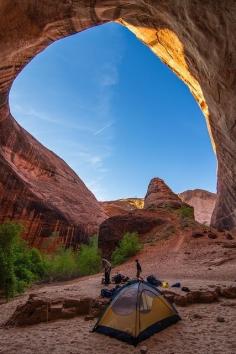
[0,232,236,354]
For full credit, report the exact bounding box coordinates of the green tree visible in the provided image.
[0,222,47,299]
[0,222,23,299]
[111,232,142,266]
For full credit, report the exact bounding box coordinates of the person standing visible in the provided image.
[102,258,112,285]
[135,259,142,279]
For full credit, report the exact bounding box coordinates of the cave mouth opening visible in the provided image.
[9,22,216,203]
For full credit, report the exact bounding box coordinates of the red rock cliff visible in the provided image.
[0,113,107,247]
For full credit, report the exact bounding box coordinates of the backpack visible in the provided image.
[146,275,162,287]
[112,273,122,284]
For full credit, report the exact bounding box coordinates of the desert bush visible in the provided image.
[42,247,79,281]
[177,205,194,219]
[77,235,101,275]
[43,235,101,279]
[111,232,142,266]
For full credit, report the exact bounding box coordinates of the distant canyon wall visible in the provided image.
[102,185,217,227]
[179,190,216,226]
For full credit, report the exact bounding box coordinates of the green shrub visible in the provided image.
[14,242,45,292]
[0,223,102,298]
[0,222,45,299]
[43,235,101,280]
[0,223,19,299]
[42,247,79,281]
[111,232,142,266]
[77,236,101,276]
[177,205,194,219]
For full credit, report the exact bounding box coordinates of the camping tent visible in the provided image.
[93,280,181,345]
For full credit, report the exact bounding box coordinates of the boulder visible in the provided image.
[222,242,236,249]
[208,232,218,239]
[172,290,218,306]
[191,231,205,238]
[225,232,234,240]
[4,294,106,327]
[220,287,236,299]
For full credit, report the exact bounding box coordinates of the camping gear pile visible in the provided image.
[112,273,130,284]
[101,285,122,299]
[146,275,162,287]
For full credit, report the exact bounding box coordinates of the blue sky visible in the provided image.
[10,23,216,200]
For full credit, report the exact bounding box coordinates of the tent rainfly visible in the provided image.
[93,280,181,345]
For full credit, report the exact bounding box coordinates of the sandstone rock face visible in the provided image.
[0,1,236,230]
[180,189,216,226]
[0,115,107,248]
[144,178,184,209]
[101,198,144,217]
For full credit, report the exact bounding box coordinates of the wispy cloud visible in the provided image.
[93,121,114,136]
[11,103,96,134]
[77,151,104,167]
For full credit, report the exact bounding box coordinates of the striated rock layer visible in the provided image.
[180,189,216,226]
[0,1,236,233]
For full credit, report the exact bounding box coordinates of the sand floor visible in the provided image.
[0,233,236,354]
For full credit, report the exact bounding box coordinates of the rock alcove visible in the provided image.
[0,1,236,247]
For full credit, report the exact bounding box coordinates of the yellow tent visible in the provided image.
[93,280,180,345]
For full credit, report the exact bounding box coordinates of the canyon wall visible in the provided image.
[180,189,216,226]
[0,0,236,241]
[0,114,107,247]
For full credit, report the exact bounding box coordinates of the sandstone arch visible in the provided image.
[0,0,236,244]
